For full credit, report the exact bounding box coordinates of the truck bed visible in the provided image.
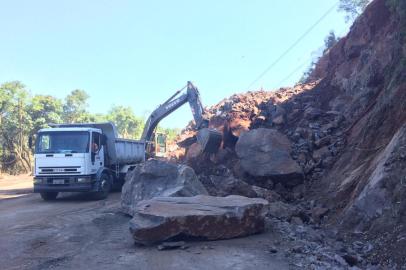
[114,139,145,164]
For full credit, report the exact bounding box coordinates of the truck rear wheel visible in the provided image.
[92,173,111,200]
[112,173,126,191]
[40,192,58,201]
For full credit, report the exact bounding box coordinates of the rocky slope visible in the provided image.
[171,0,406,267]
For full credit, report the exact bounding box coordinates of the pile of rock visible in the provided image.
[170,80,343,188]
[161,81,356,244]
[121,159,270,245]
[123,0,406,266]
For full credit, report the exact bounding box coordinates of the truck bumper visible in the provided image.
[33,175,98,193]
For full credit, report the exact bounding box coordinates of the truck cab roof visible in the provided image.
[38,127,102,133]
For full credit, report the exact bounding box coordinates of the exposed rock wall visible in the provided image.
[170,0,405,265]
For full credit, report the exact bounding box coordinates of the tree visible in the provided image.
[62,89,89,123]
[298,60,318,84]
[338,0,372,21]
[299,31,340,84]
[157,126,181,142]
[29,95,63,135]
[0,81,32,173]
[86,113,107,123]
[106,106,144,139]
[323,31,339,53]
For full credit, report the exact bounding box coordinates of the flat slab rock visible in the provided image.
[129,195,269,245]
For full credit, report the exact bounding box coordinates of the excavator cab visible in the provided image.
[154,132,167,157]
[145,132,167,158]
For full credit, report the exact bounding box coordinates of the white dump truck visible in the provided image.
[32,82,222,200]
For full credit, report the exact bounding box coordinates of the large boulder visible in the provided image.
[235,128,303,186]
[121,159,208,216]
[129,195,269,245]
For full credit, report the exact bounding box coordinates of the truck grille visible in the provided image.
[38,166,81,174]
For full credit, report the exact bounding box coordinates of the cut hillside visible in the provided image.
[171,0,406,266]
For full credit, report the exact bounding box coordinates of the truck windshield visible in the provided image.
[36,131,90,154]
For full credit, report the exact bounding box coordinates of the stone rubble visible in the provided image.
[121,0,405,267]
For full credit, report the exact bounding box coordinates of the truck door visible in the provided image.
[90,131,104,174]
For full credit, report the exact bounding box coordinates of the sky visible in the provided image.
[0,0,351,128]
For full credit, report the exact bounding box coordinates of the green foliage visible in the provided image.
[323,31,339,53]
[86,113,107,123]
[29,95,63,135]
[299,61,318,84]
[338,0,372,21]
[107,106,144,139]
[0,82,32,173]
[62,89,89,123]
[299,31,340,84]
[157,126,181,142]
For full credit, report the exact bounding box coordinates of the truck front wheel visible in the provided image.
[40,192,58,201]
[93,173,111,200]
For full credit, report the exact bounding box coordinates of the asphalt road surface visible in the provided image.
[0,177,290,270]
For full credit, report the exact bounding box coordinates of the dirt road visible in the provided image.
[0,177,290,270]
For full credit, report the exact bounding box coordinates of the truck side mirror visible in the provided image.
[28,136,33,149]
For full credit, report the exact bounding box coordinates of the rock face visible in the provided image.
[340,124,406,228]
[235,128,303,186]
[129,195,269,245]
[205,175,257,198]
[165,0,405,265]
[121,159,208,216]
[268,201,298,220]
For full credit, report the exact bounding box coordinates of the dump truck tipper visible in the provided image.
[32,82,222,200]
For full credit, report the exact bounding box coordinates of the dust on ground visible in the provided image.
[0,185,291,270]
[0,174,33,199]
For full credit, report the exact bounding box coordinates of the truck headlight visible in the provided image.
[77,177,91,183]
[34,178,42,184]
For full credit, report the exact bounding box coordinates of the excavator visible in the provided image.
[142,81,222,157]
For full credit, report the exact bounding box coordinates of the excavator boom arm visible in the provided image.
[141,82,208,143]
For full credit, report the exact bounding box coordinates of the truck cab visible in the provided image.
[34,127,105,199]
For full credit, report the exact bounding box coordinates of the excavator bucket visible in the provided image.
[196,128,222,154]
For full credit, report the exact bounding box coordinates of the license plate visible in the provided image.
[53,179,65,184]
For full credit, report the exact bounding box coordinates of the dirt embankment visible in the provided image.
[172,0,406,266]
